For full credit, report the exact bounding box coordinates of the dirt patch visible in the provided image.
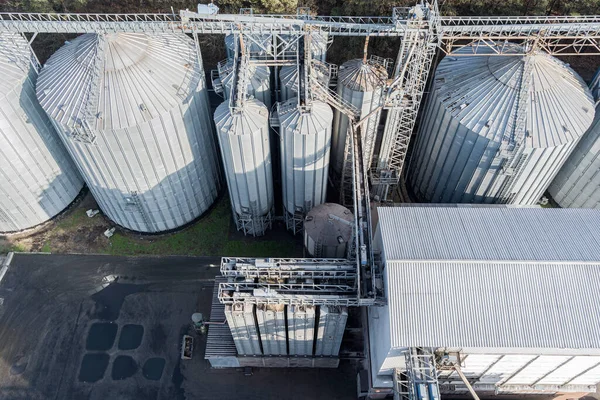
[1,191,113,254]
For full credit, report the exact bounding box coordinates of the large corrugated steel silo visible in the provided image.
[218,59,271,108]
[0,32,83,233]
[277,98,333,233]
[37,33,221,233]
[331,59,387,176]
[549,74,600,208]
[408,42,594,205]
[214,99,274,236]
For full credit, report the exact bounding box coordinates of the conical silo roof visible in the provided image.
[338,59,387,92]
[434,42,594,149]
[278,99,333,135]
[0,33,31,96]
[37,33,204,131]
[214,98,269,135]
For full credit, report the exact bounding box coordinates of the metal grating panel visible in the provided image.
[205,277,237,359]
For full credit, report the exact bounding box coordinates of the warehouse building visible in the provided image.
[368,205,600,397]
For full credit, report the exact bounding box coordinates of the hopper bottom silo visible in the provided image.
[275,99,334,234]
[214,99,274,236]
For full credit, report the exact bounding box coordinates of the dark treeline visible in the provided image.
[2,0,598,16]
[1,0,599,73]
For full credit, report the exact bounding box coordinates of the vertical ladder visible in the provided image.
[495,54,534,203]
[76,33,106,144]
[130,191,152,232]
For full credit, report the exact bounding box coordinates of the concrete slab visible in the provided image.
[0,253,357,400]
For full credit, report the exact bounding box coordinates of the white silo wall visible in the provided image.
[214,99,274,236]
[303,203,354,258]
[315,306,348,357]
[408,42,594,205]
[0,32,83,233]
[225,303,262,356]
[331,59,387,176]
[287,305,316,356]
[219,60,271,108]
[37,33,220,233]
[278,99,333,232]
[549,106,600,208]
[256,304,287,356]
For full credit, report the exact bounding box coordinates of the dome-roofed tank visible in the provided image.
[218,59,271,108]
[214,99,274,236]
[276,98,334,233]
[408,41,595,205]
[549,70,600,208]
[0,32,83,233]
[304,203,353,258]
[37,33,220,233]
[331,58,387,176]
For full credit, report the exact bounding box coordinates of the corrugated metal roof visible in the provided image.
[377,206,600,350]
[434,42,594,148]
[377,206,600,262]
[386,261,600,350]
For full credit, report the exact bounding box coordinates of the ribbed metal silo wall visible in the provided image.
[331,60,386,177]
[407,44,594,205]
[0,33,83,233]
[287,305,316,356]
[37,33,220,233]
[279,100,333,232]
[256,304,287,356]
[549,108,600,208]
[214,99,273,236]
[225,303,262,356]
[315,306,348,357]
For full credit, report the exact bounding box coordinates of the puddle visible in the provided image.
[118,324,144,350]
[142,357,166,381]
[111,355,138,380]
[86,322,118,351]
[91,282,148,321]
[79,353,109,383]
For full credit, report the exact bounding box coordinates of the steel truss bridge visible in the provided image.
[2,6,599,399]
